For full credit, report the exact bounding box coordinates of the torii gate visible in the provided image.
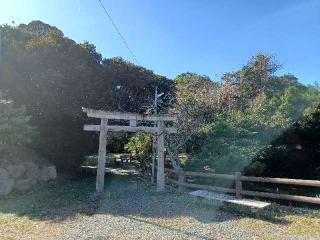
[82,107,177,193]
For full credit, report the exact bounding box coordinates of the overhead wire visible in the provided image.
[97,0,139,65]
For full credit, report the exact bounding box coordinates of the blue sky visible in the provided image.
[0,0,319,84]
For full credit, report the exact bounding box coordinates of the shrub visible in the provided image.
[124,132,152,173]
[0,96,35,150]
[0,95,42,164]
[249,102,320,179]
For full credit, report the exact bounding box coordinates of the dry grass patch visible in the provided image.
[0,176,98,240]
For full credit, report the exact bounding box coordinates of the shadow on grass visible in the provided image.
[0,173,99,222]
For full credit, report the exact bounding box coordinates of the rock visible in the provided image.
[38,167,50,182]
[48,166,57,180]
[38,166,57,181]
[29,177,38,186]
[24,162,39,180]
[7,165,26,179]
[0,168,9,179]
[0,179,14,195]
[0,159,10,168]
[14,178,34,191]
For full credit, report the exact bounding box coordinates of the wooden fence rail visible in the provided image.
[165,168,320,205]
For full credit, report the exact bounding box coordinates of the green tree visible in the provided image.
[185,54,318,175]
[0,21,171,171]
[248,98,320,179]
[125,132,152,174]
[0,98,34,147]
[0,95,35,158]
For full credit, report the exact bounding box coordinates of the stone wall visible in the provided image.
[0,161,57,196]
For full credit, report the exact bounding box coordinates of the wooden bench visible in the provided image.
[190,190,271,211]
[120,154,131,163]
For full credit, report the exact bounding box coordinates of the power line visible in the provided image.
[97,0,139,65]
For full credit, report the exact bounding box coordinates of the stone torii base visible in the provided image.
[82,108,177,193]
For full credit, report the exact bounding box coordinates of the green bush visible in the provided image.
[186,120,256,173]
[248,101,320,179]
[125,132,152,173]
[0,97,35,149]
[0,95,44,165]
[183,55,318,176]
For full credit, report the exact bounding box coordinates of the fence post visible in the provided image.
[235,172,242,198]
[178,169,185,192]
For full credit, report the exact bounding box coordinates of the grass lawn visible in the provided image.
[0,166,319,239]
[0,175,98,240]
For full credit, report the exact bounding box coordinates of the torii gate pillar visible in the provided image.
[96,119,108,193]
[156,120,165,191]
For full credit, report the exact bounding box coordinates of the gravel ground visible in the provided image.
[58,168,320,240]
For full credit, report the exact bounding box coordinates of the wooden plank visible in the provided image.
[165,168,235,180]
[165,168,320,204]
[240,176,320,187]
[184,171,234,180]
[130,119,137,127]
[156,121,165,191]
[178,170,185,192]
[235,172,242,198]
[84,124,177,134]
[167,178,236,194]
[82,107,177,121]
[170,178,320,205]
[190,190,271,208]
[166,168,320,187]
[96,119,108,193]
[242,190,320,205]
[84,125,101,131]
[227,198,270,208]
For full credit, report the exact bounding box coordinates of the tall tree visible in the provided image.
[0,21,171,170]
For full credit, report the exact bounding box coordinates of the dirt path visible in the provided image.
[60,168,320,240]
